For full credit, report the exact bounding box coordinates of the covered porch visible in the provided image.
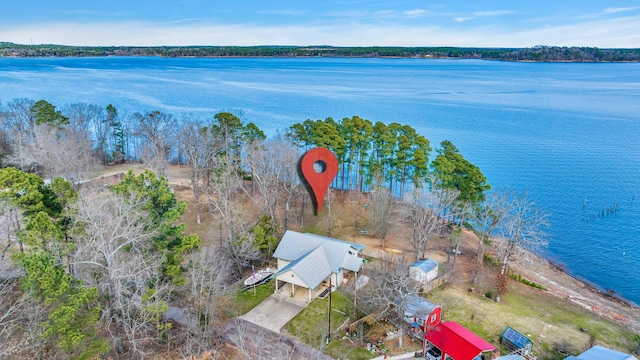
[274,272,338,303]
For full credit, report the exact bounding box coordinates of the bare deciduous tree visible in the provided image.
[470,192,509,285]
[0,200,23,265]
[206,154,249,245]
[402,177,459,261]
[360,254,423,349]
[227,318,331,360]
[244,136,301,231]
[446,201,473,270]
[72,186,166,356]
[0,282,47,359]
[244,139,284,228]
[6,124,96,181]
[368,179,395,248]
[134,111,176,174]
[495,193,548,302]
[180,118,216,224]
[180,245,233,356]
[3,98,36,134]
[279,141,302,231]
[139,144,170,178]
[62,103,103,132]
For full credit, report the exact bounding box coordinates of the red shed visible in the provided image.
[423,321,497,360]
[397,294,441,333]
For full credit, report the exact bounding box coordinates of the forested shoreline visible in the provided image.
[2,42,640,62]
[1,98,637,359]
[0,98,499,358]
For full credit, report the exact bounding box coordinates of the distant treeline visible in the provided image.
[2,42,640,62]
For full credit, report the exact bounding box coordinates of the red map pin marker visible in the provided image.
[300,147,339,214]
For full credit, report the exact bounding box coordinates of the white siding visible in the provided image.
[276,269,308,288]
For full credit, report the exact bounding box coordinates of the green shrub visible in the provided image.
[510,273,547,291]
[483,253,500,269]
[484,290,494,299]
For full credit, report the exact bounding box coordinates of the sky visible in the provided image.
[2,1,640,48]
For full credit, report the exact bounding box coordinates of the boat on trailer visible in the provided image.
[244,267,274,287]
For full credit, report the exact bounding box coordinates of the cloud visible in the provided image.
[453,9,513,23]
[259,9,308,16]
[54,9,96,15]
[604,7,638,14]
[2,14,639,48]
[472,10,513,17]
[325,9,427,20]
[404,9,428,17]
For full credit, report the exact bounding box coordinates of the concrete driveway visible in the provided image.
[239,292,308,333]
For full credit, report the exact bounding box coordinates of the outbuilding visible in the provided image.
[398,294,441,333]
[423,321,497,360]
[500,326,532,356]
[409,258,439,286]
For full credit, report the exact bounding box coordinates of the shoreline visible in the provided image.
[514,248,640,331]
[346,218,640,334]
[546,258,638,308]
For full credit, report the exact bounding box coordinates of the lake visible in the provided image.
[1,56,639,304]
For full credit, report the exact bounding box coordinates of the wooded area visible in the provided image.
[2,42,640,62]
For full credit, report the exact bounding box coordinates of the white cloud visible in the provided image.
[404,9,428,17]
[604,7,638,14]
[472,10,513,17]
[259,9,308,16]
[2,14,639,48]
[452,9,513,24]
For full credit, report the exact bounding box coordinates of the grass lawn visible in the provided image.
[427,282,637,360]
[285,290,379,360]
[228,280,275,316]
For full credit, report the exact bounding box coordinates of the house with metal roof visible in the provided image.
[272,230,366,302]
[423,321,497,360]
[564,345,637,360]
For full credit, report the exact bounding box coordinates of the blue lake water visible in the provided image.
[1,57,639,304]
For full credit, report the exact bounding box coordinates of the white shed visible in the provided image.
[409,258,439,285]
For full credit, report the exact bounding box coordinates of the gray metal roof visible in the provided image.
[575,346,637,360]
[401,293,441,318]
[273,230,365,274]
[273,231,366,289]
[342,253,364,272]
[410,258,439,273]
[275,246,332,289]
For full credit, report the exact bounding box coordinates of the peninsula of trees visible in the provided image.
[2,42,640,62]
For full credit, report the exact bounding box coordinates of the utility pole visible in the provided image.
[327,275,332,344]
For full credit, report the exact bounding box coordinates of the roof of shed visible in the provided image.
[410,258,439,273]
[425,321,496,360]
[400,294,441,318]
[501,326,532,348]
